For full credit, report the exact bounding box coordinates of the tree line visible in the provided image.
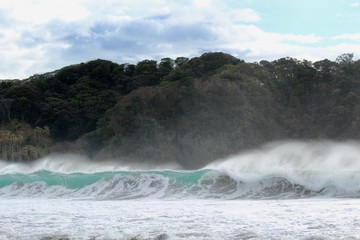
[0,52,359,168]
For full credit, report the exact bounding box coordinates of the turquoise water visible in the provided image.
[2,141,360,239]
[0,169,211,189]
[0,169,231,199]
[2,140,360,199]
[0,168,349,199]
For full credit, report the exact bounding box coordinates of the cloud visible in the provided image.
[0,0,222,78]
[0,0,360,79]
[332,33,360,41]
[278,34,322,44]
[350,2,360,7]
[231,8,261,22]
[0,0,89,24]
[194,0,211,8]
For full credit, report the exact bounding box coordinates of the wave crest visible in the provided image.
[2,141,360,199]
[0,169,357,199]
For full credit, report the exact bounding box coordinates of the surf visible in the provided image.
[1,140,360,199]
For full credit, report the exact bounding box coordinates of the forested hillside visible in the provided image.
[1,52,359,168]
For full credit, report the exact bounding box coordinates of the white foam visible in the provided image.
[0,153,182,174]
[0,198,360,239]
[207,140,360,192]
[3,140,360,199]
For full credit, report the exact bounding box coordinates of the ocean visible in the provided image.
[1,141,360,239]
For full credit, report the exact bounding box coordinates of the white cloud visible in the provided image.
[0,0,89,24]
[194,0,211,8]
[279,34,322,44]
[350,2,360,7]
[231,8,261,22]
[210,21,358,62]
[332,33,360,41]
[0,0,360,79]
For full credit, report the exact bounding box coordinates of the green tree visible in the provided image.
[158,58,174,78]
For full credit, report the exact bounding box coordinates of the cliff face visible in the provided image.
[1,53,360,168]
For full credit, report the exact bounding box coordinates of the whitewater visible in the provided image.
[1,141,360,239]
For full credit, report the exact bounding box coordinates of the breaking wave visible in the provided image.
[1,141,360,199]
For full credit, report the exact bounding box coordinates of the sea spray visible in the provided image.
[1,141,360,199]
[0,153,182,174]
[207,140,360,194]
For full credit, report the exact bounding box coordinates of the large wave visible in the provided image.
[1,141,360,199]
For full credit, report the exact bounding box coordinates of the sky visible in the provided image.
[0,0,360,79]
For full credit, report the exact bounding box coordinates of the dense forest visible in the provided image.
[0,52,359,168]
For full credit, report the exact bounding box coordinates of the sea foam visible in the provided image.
[1,140,360,199]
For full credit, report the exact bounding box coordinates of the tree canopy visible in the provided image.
[1,52,359,168]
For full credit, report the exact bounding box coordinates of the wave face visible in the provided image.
[1,141,360,199]
[0,169,323,199]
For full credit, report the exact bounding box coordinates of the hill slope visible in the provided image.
[1,53,359,168]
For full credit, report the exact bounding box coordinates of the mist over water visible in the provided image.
[209,140,360,171]
[0,153,183,174]
[1,140,360,199]
[3,141,360,239]
[208,140,360,193]
[1,140,360,239]
[3,140,360,172]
